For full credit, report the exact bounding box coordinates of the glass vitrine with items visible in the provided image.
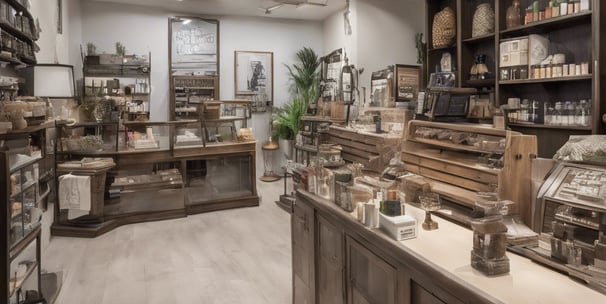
[1,125,48,303]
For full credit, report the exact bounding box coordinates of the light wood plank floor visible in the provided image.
[43,181,291,304]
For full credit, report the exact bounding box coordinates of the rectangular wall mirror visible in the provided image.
[169,16,220,120]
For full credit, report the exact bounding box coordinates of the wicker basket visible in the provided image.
[432,6,456,48]
[472,3,495,37]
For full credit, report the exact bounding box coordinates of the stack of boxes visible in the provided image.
[499,36,529,81]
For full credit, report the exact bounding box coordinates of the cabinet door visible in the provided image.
[317,215,344,304]
[347,237,397,304]
[292,199,314,304]
[411,281,446,304]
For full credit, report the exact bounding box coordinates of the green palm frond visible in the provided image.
[274,47,320,140]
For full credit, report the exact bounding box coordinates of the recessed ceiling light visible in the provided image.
[182,19,191,24]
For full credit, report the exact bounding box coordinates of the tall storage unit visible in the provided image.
[425,0,605,157]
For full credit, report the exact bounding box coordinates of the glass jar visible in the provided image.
[519,66,528,79]
[532,65,541,79]
[553,63,563,78]
[520,99,530,122]
[554,101,564,125]
[506,0,522,29]
[544,102,553,125]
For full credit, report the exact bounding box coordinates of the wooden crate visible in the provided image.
[401,120,537,225]
[328,126,401,173]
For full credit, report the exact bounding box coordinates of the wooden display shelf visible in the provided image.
[464,79,496,87]
[427,44,457,52]
[462,33,495,44]
[499,75,592,85]
[0,22,34,44]
[508,122,593,131]
[500,10,592,37]
[6,0,34,18]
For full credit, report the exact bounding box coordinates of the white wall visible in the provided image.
[218,16,323,173]
[31,0,82,69]
[322,0,357,64]
[323,0,425,104]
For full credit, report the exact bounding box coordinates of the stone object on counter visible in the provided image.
[470,215,509,275]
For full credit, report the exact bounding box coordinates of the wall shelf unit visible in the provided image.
[82,52,151,122]
[425,0,604,157]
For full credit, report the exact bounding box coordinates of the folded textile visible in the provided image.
[58,174,91,220]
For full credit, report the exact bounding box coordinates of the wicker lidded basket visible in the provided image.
[432,6,456,49]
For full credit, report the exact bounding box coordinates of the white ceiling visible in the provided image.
[83,0,347,21]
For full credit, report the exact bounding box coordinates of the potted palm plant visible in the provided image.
[273,47,320,160]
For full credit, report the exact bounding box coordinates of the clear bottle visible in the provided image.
[544,102,553,125]
[586,99,593,126]
[530,100,539,123]
[554,101,563,125]
[563,101,573,126]
[520,99,530,122]
[576,100,587,126]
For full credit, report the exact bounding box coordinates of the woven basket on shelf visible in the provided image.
[472,3,495,37]
[432,6,456,49]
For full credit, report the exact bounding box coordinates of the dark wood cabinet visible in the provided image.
[317,215,345,304]
[411,282,447,304]
[292,199,314,304]
[425,0,606,157]
[347,237,397,304]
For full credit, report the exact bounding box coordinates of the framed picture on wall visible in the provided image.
[395,64,422,102]
[235,51,273,104]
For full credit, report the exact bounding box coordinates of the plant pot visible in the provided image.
[279,138,294,161]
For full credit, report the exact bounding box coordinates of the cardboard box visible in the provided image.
[379,213,417,241]
[510,51,529,66]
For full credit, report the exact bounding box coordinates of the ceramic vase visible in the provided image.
[472,3,495,37]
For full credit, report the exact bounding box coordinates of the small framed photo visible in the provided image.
[395,64,422,102]
[235,51,273,103]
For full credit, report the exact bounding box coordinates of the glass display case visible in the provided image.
[52,120,259,237]
[56,121,120,153]
[200,100,252,146]
[122,121,171,151]
[174,120,204,149]
[1,126,46,303]
[185,154,254,206]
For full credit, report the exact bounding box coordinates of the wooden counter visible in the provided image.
[293,190,606,304]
